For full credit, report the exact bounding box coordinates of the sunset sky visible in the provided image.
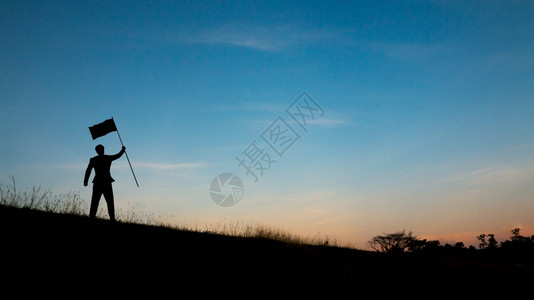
[1,0,533,248]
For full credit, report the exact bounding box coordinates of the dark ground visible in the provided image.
[1,205,532,297]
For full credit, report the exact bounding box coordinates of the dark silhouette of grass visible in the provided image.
[1,180,532,297]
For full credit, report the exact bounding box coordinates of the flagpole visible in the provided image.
[113,118,139,187]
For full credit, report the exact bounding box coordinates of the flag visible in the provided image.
[88,118,117,140]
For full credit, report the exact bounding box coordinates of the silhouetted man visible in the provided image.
[84,144,126,222]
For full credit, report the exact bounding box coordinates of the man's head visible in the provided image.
[95,144,105,155]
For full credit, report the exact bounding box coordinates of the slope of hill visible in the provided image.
[1,205,532,297]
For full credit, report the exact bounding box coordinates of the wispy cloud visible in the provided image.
[133,162,207,171]
[204,101,288,113]
[179,24,332,51]
[367,41,460,63]
[202,145,244,152]
[44,163,87,170]
[307,118,350,127]
[235,116,349,129]
[436,163,534,186]
[365,40,534,76]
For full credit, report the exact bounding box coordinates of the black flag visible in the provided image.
[89,118,117,140]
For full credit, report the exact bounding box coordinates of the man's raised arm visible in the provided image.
[111,146,126,161]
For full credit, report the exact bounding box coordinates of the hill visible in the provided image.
[1,204,532,297]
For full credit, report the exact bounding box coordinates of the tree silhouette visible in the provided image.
[511,228,521,241]
[454,242,465,249]
[367,228,534,266]
[509,228,531,243]
[487,234,498,250]
[367,230,418,253]
[477,234,487,249]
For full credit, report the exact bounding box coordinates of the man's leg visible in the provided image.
[102,183,115,222]
[89,184,103,219]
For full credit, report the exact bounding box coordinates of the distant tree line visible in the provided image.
[367,228,534,264]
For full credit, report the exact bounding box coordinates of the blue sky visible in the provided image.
[1,0,534,248]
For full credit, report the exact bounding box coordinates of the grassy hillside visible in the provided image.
[1,204,533,298]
